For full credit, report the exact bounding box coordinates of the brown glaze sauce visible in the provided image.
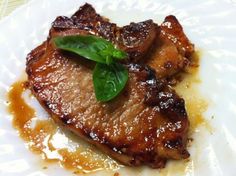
[7,81,120,174]
[7,51,209,175]
[174,51,211,134]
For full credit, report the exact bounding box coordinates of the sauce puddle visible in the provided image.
[7,51,210,175]
[7,81,120,174]
[174,51,211,134]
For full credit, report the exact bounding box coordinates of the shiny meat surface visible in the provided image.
[160,15,194,58]
[116,20,159,62]
[145,15,194,78]
[50,3,159,63]
[26,3,192,168]
[50,4,194,79]
[26,42,189,167]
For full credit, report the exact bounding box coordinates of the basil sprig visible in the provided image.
[53,35,128,102]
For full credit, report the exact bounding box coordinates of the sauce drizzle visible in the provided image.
[7,81,120,174]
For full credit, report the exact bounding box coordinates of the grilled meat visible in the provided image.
[50,3,159,63]
[50,4,194,78]
[26,3,193,168]
[146,15,194,78]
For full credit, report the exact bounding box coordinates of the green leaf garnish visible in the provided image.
[53,35,128,102]
[93,63,128,102]
[53,35,127,65]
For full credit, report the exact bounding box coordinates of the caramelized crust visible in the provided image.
[160,15,194,58]
[116,20,159,62]
[145,16,194,79]
[50,3,159,63]
[51,3,117,42]
[50,4,194,79]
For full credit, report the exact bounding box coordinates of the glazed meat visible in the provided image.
[26,43,189,167]
[50,3,159,63]
[50,4,193,79]
[26,3,192,168]
[146,15,194,78]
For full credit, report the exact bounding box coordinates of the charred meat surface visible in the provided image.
[50,4,159,63]
[50,4,194,78]
[116,20,159,62]
[26,3,193,168]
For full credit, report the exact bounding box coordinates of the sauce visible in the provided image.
[7,81,120,174]
[158,51,210,176]
[7,51,209,175]
[174,51,211,134]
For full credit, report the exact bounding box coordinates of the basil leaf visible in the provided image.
[53,35,127,64]
[53,35,129,102]
[93,63,128,102]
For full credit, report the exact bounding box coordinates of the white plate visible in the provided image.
[1,0,236,175]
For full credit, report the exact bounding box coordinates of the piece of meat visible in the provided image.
[145,15,194,79]
[116,20,159,62]
[26,41,189,168]
[160,15,194,58]
[51,3,117,42]
[50,4,194,79]
[26,3,192,168]
[50,3,159,63]
[145,36,188,79]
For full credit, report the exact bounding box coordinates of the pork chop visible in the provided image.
[26,3,192,168]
